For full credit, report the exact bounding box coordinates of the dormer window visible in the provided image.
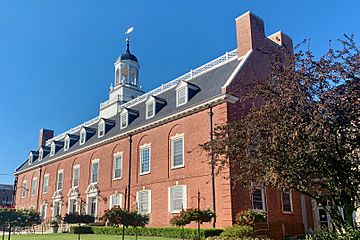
[146,101,155,119]
[120,113,128,129]
[175,80,200,107]
[119,108,138,130]
[176,87,187,107]
[38,148,44,161]
[98,121,105,138]
[29,152,33,164]
[64,136,70,151]
[80,129,86,145]
[50,142,56,156]
[145,96,166,119]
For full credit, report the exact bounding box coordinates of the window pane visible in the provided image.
[252,189,264,210]
[58,172,63,190]
[31,179,37,195]
[98,123,105,136]
[171,186,184,212]
[73,168,79,187]
[21,182,26,197]
[141,147,150,174]
[147,102,154,117]
[121,114,127,128]
[43,176,48,193]
[138,191,149,213]
[177,88,186,105]
[172,138,184,167]
[92,162,98,183]
[282,191,292,212]
[80,131,86,144]
[114,155,122,179]
[50,145,55,156]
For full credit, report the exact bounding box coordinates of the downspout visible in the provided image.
[209,106,216,228]
[36,166,42,211]
[12,176,18,207]
[300,194,309,233]
[127,135,133,211]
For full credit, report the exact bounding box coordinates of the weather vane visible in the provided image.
[125,26,134,42]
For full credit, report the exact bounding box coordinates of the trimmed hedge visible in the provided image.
[70,226,223,239]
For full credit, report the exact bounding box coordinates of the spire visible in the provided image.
[125,37,130,53]
[125,26,134,53]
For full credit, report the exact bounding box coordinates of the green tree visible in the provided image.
[63,213,95,240]
[103,207,149,240]
[201,35,360,231]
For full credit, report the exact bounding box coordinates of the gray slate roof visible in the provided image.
[0,184,13,191]
[16,58,241,173]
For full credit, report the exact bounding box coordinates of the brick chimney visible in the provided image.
[235,11,265,57]
[38,128,54,148]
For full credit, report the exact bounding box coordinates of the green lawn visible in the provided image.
[10,234,179,240]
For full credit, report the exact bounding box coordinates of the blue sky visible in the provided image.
[0,0,359,184]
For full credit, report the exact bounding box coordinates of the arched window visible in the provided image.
[115,68,120,85]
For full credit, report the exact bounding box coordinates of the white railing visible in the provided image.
[46,49,239,144]
[100,95,123,109]
[101,49,239,110]
[45,116,100,145]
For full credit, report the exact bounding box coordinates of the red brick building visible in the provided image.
[14,12,314,239]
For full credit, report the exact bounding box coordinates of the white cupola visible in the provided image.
[100,29,144,118]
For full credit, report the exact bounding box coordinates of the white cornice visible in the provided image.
[14,93,238,175]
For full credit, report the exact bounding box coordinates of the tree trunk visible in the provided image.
[343,207,355,230]
[7,223,11,240]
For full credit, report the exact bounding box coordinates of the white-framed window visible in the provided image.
[282,191,293,213]
[50,142,56,156]
[21,180,27,198]
[252,186,265,211]
[120,113,128,129]
[79,129,86,145]
[140,144,151,175]
[146,101,155,119]
[64,136,70,151]
[31,177,37,196]
[38,149,43,161]
[73,165,80,188]
[176,87,187,107]
[88,196,97,217]
[137,190,151,214]
[113,153,122,180]
[168,185,187,213]
[53,200,62,218]
[98,121,105,138]
[91,160,99,184]
[43,174,49,194]
[40,204,47,219]
[171,134,184,168]
[69,198,78,213]
[28,152,33,164]
[57,170,63,191]
[110,193,122,209]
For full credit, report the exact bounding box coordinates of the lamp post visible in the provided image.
[191,190,206,240]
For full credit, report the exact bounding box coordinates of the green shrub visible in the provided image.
[220,225,253,240]
[70,226,93,234]
[70,226,223,239]
[306,228,360,240]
